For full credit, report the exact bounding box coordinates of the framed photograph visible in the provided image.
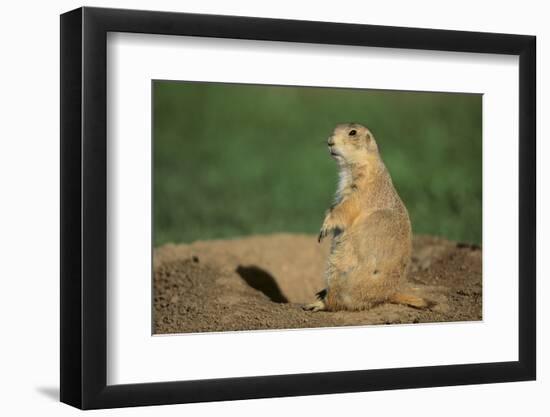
[60,6,536,409]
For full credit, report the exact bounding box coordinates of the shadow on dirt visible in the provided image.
[236,265,289,303]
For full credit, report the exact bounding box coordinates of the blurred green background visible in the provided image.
[153,81,482,246]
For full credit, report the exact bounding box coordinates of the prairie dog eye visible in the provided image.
[348,129,357,136]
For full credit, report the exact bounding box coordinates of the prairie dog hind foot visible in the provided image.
[302,300,326,312]
[302,289,328,312]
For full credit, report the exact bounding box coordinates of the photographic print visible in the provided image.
[152,81,482,334]
[60,8,535,408]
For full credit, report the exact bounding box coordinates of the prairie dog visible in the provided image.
[304,123,428,312]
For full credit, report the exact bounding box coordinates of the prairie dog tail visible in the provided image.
[389,292,430,309]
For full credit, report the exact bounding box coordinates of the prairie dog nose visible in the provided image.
[327,137,335,146]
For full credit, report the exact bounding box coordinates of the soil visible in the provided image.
[154,234,482,334]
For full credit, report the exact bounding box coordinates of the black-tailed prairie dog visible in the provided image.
[304,123,429,312]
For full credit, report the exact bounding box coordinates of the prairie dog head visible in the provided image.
[327,123,379,165]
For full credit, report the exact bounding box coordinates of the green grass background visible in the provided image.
[153,81,482,246]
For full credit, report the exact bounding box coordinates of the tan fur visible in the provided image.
[304,123,429,312]
[389,292,429,309]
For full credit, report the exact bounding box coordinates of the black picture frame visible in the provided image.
[60,6,536,410]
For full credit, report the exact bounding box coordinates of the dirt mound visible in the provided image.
[154,234,482,334]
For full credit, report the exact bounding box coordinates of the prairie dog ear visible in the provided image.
[365,131,379,152]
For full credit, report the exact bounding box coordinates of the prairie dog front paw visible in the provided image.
[318,213,335,242]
